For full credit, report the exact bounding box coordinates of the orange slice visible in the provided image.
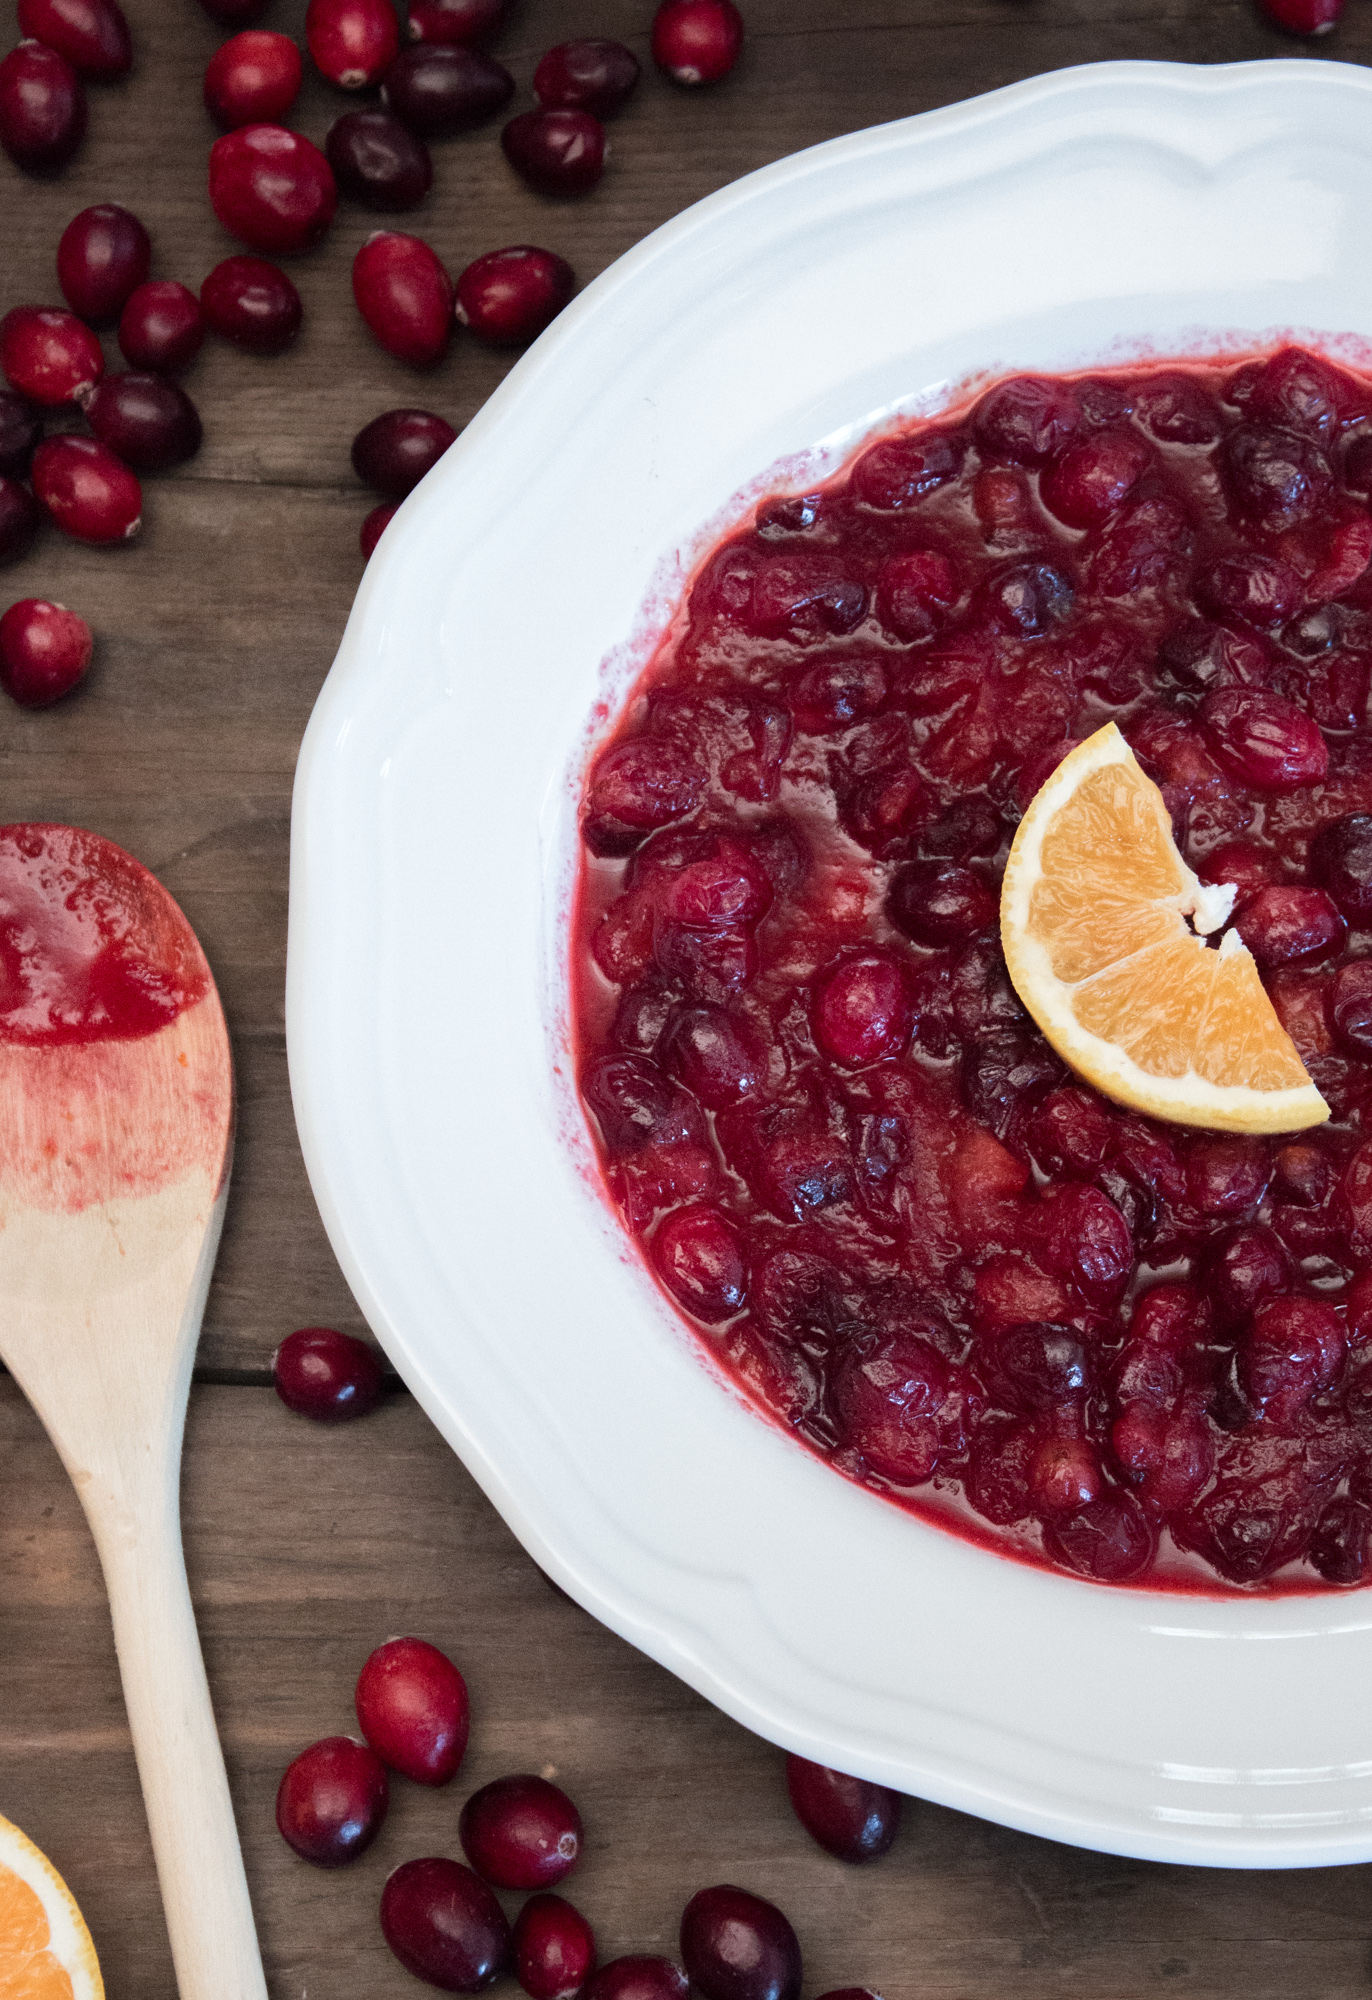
[1000,722,1328,1134]
[0,1813,103,2000]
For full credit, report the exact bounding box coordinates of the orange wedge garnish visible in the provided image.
[0,1812,103,2000]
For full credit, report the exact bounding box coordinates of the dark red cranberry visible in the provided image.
[353,230,452,366]
[1026,1086,1112,1177]
[1249,346,1349,435]
[459,1774,583,1891]
[355,1634,469,1783]
[360,500,396,557]
[784,1755,901,1863]
[583,737,703,854]
[1185,1137,1269,1216]
[1195,549,1304,631]
[886,860,996,945]
[307,0,399,87]
[1041,1492,1155,1582]
[975,559,1074,636]
[852,431,963,509]
[32,434,139,542]
[652,0,743,83]
[352,407,456,497]
[1309,1495,1372,1583]
[581,1961,688,2000]
[383,43,513,135]
[1199,688,1328,789]
[119,280,205,374]
[1233,884,1344,966]
[1259,0,1341,30]
[0,306,102,407]
[535,39,640,116]
[974,374,1081,463]
[204,31,303,128]
[1157,618,1272,693]
[208,124,337,255]
[987,1322,1090,1411]
[1344,432,1372,494]
[502,108,606,196]
[680,1886,801,2000]
[455,246,575,346]
[0,598,91,706]
[1241,1294,1345,1418]
[1312,813,1372,917]
[57,205,150,328]
[811,953,913,1068]
[1133,370,1223,443]
[875,547,956,638]
[18,0,130,77]
[275,1736,388,1866]
[327,107,432,210]
[1222,424,1332,531]
[1331,960,1372,1053]
[381,1857,512,1991]
[663,1004,764,1106]
[408,0,506,41]
[272,1325,385,1420]
[1205,1224,1291,1322]
[1041,428,1150,528]
[0,478,40,566]
[650,1205,747,1322]
[201,254,302,355]
[0,390,41,475]
[833,1332,963,1483]
[513,1893,597,2000]
[0,42,86,170]
[86,372,202,471]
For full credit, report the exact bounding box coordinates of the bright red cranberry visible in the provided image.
[1241,1295,1345,1418]
[204,30,303,128]
[1259,0,1341,29]
[650,1205,747,1322]
[353,230,452,366]
[327,107,432,209]
[0,306,102,407]
[680,1886,801,2000]
[1205,1223,1292,1322]
[0,478,40,565]
[812,952,913,1068]
[208,124,337,255]
[454,246,575,346]
[383,43,513,135]
[784,1755,901,1863]
[0,390,41,474]
[459,1775,583,1890]
[360,499,396,557]
[513,1894,597,2000]
[275,1736,388,1866]
[355,1635,469,1784]
[534,39,639,116]
[1310,1496,1371,1583]
[1233,884,1344,966]
[353,407,456,496]
[1312,813,1372,917]
[201,255,302,354]
[381,1858,512,1990]
[1042,1492,1155,1582]
[1222,423,1332,532]
[408,0,505,41]
[581,1960,687,2000]
[307,0,398,87]
[0,41,86,170]
[652,0,743,83]
[56,205,149,327]
[86,372,202,471]
[1041,428,1150,528]
[0,598,91,707]
[17,0,130,76]
[1199,688,1328,790]
[886,860,996,945]
[118,280,204,374]
[502,108,605,195]
[1331,960,1372,1053]
[32,434,139,543]
[272,1325,385,1420]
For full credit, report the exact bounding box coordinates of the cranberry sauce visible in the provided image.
[0,823,208,1044]
[572,348,1372,1594]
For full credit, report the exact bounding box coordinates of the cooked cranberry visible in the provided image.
[1234,884,1344,966]
[118,280,204,374]
[535,39,639,116]
[1284,603,1344,654]
[1185,1137,1269,1216]
[384,43,513,134]
[811,953,913,1068]
[208,124,337,255]
[327,106,432,209]
[651,1205,747,1321]
[86,372,201,472]
[1035,1183,1132,1297]
[381,1857,512,1990]
[1112,1397,1213,1514]
[1199,688,1327,789]
[875,547,957,639]
[1222,423,1332,531]
[1331,960,1372,1052]
[1041,428,1150,528]
[0,478,40,566]
[56,205,149,329]
[275,1736,388,1866]
[1163,622,1274,699]
[581,1961,688,2000]
[0,306,101,407]
[583,737,702,855]
[514,1894,597,2000]
[353,230,452,366]
[1240,1295,1345,1417]
[853,431,963,510]
[272,1325,385,1420]
[664,1004,764,1106]
[986,1321,1089,1412]
[1205,1224,1292,1322]
[1342,1142,1372,1256]
[0,598,91,706]
[32,435,139,543]
[1310,1495,1372,1582]
[355,1634,468,1783]
[790,655,884,732]
[17,0,130,76]
[784,1755,901,1863]
[1344,432,1372,494]
[460,1774,582,1891]
[502,107,606,196]
[834,1332,963,1482]
[814,1992,883,2000]
[680,1886,801,2000]
[1259,0,1341,30]
[1025,1087,1112,1177]
[0,42,85,171]
[455,246,575,346]
[306,0,398,87]
[201,255,302,354]
[408,0,505,41]
[1133,370,1222,443]
[1042,1492,1155,1582]
[352,407,456,497]
[1028,1426,1103,1516]
[1312,812,1372,917]
[887,860,996,946]
[974,374,1081,463]
[1195,549,1304,632]
[360,500,396,558]
[583,1053,704,1155]
[0,390,41,475]
[1250,346,1349,436]
[204,30,303,128]
[975,559,1074,636]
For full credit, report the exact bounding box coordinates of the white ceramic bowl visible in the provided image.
[289,58,1372,1868]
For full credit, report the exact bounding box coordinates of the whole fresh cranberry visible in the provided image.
[652,0,743,83]
[408,0,506,41]
[17,0,131,76]
[0,41,86,170]
[204,30,303,128]
[327,107,432,209]
[535,39,640,116]
[886,860,996,945]
[355,1634,469,1783]
[650,1205,747,1322]
[32,434,139,542]
[208,124,337,254]
[353,230,452,366]
[0,390,41,475]
[119,280,205,374]
[360,500,397,558]
[273,1325,385,1420]
[784,1754,902,1863]
[1205,1223,1292,1322]
[459,1774,583,1890]
[0,306,102,407]
[1199,688,1328,789]
[307,0,399,87]
[57,204,150,327]
[513,1893,597,2000]
[582,1961,688,2000]
[383,43,513,134]
[352,407,456,496]
[201,255,302,355]
[86,372,202,471]
[1234,885,1345,966]
[811,952,913,1068]
[275,1736,388,1866]
[0,478,40,566]
[455,246,575,346]
[1259,0,1341,29]
[502,108,606,195]
[0,598,91,706]
[1240,1295,1345,1418]
[680,1886,801,2000]
[1312,813,1372,917]
[381,1857,512,1990]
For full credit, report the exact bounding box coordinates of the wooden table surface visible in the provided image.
[4,3,1372,1996]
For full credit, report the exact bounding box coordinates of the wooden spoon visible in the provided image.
[0,824,266,2000]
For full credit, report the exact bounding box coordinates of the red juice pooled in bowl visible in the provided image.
[572,347,1372,1594]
